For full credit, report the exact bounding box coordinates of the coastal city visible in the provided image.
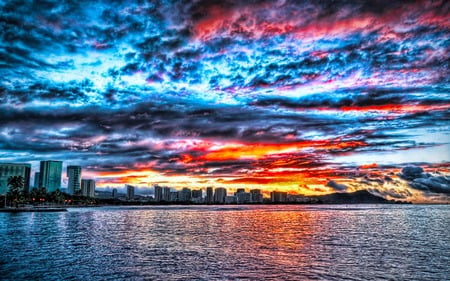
[0,161,299,205]
[0,161,397,207]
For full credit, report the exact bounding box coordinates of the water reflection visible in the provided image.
[0,205,449,280]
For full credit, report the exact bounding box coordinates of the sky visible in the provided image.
[0,0,449,202]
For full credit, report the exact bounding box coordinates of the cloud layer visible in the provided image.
[0,0,449,202]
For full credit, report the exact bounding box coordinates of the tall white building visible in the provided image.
[67,166,82,195]
[0,163,31,194]
[39,160,62,192]
[81,179,95,198]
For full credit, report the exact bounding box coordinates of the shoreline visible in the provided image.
[0,207,68,212]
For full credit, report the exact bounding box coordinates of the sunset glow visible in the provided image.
[0,0,449,203]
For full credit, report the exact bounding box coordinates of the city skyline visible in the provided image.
[0,0,449,203]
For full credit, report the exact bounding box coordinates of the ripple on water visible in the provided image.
[0,205,449,281]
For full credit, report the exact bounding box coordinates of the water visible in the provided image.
[0,205,449,281]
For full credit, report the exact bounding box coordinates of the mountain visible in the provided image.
[312,190,392,204]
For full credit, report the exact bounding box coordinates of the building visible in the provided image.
[236,192,251,204]
[234,188,250,204]
[214,187,227,204]
[206,187,214,204]
[33,172,40,189]
[0,163,31,194]
[270,191,287,203]
[191,189,203,203]
[81,179,96,198]
[67,166,82,195]
[163,187,171,202]
[39,160,62,192]
[154,185,162,202]
[191,189,202,202]
[250,189,263,203]
[179,187,192,202]
[170,191,179,202]
[236,188,245,194]
[192,189,202,199]
[225,195,237,204]
[126,185,135,200]
[112,188,118,199]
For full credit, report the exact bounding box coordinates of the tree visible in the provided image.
[48,189,65,205]
[30,187,47,205]
[7,175,24,208]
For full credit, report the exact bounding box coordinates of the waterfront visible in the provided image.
[1,205,449,280]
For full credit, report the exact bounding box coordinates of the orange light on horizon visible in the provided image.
[182,139,367,163]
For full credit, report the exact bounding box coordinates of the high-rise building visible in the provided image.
[250,189,263,203]
[236,188,245,194]
[162,187,171,202]
[126,185,135,200]
[236,192,251,204]
[0,163,31,194]
[270,191,287,203]
[179,187,192,202]
[214,187,227,204]
[112,188,118,199]
[170,191,179,202]
[206,187,213,204]
[192,189,202,199]
[154,185,162,202]
[225,196,237,204]
[33,172,40,189]
[39,160,62,192]
[67,166,82,195]
[81,179,96,198]
[191,189,203,203]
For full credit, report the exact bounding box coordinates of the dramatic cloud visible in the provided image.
[0,0,448,202]
[399,166,450,195]
[326,180,348,192]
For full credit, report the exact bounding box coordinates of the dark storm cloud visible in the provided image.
[251,87,450,110]
[399,166,450,195]
[326,180,348,191]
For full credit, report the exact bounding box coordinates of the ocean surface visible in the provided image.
[0,205,449,281]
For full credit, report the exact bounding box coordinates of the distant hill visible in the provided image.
[312,190,392,204]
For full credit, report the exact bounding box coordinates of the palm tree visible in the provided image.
[7,176,24,208]
[48,189,64,205]
[30,187,47,205]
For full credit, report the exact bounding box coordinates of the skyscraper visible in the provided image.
[0,163,31,194]
[67,166,82,195]
[192,189,202,199]
[270,191,287,203]
[81,179,96,198]
[236,192,251,204]
[162,187,171,202]
[214,187,227,204]
[250,189,263,203]
[126,185,135,200]
[33,172,40,189]
[39,160,62,192]
[112,188,118,199]
[179,187,192,202]
[154,185,162,202]
[206,187,213,204]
